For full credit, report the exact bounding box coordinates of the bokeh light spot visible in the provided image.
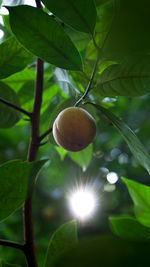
[107,172,118,184]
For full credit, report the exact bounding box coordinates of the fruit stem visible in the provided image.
[74,49,101,107]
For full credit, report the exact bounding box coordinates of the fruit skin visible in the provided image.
[53,107,96,152]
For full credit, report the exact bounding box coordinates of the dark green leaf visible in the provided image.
[122,177,150,228]
[44,220,77,267]
[8,5,83,71]
[109,215,150,241]
[92,104,150,175]
[102,0,150,60]
[0,82,20,128]
[0,37,34,79]
[0,159,47,222]
[97,56,150,97]
[69,144,93,171]
[54,235,150,267]
[0,259,20,267]
[42,0,97,34]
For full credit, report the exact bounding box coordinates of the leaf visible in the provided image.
[91,104,150,175]
[102,0,150,60]
[54,235,150,267]
[0,259,20,267]
[0,159,47,222]
[109,215,150,241]
[44,220,77,267]
[2,68,36,92]
[42,153,68,189]
[55,146,68,161]
[51,67,79,96]
[122,177,150,228]
[97,56,150,97]
[7,5,83,71]
[0,37,34,79]
[69,144,93,171]
[0,82,20,128]
[42,0,97,34]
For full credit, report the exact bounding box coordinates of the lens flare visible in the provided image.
[68,185,97,220]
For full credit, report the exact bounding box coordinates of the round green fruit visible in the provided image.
[53,107,96,152]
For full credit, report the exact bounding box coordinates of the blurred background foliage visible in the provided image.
[0,0,150,266]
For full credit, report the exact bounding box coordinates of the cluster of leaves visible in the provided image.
[0,0,150,266]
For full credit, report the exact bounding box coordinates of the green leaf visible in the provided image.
[0,82,20,128]
[0,37,34,79]
[44,220,78,267]
[8,5,83,71]
[51,67,79,96]
[102,0,150,60]
[55,146,68,161]
[42,0,97,34]
[69,144,93,171]
[109,215,150,241]
[97,56,150,97]
[92,104,150,175]
[0,259,20,267]
[2,68,36,92]
[122,178,150,228]
[0,159,47,222]
[54,235,150,267]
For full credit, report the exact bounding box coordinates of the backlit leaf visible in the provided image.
[42,0,97,34]
[122,178,150,228]
[45,221,77,267]
[109,215,150,240]
[8,5,83,71]
[97,56,150,97]
[0,37,34,79]
[91,104,150,175]
[0,82,20,128]
[0,159,47,222]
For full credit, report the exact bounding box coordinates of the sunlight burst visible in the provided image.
[68,185,97,220]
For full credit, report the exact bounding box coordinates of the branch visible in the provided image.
[0,97,31,118]
[23,3,44,267]
[0,239,24,251]
[39,127,52,142]
[23,58,44,267]
[39,140,49,146]
[74,50,101,107]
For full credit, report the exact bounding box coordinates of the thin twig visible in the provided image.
[39,139,49,146]
[74,0,117,107]
[0,239,24,251]
[74,50,101,107]
[91,35,99,50]
[0,97,31,117]
[39,127,52,142]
